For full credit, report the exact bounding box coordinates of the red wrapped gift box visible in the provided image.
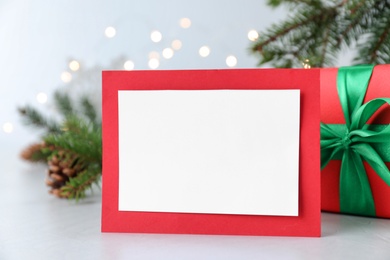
[321,65,390,218]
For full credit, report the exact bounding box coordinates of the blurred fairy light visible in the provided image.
[150,30,162,43]
[148,51,160,59]
[69,60,80,71]
[179,18,191,29]
[2,122,13,133]
[248,30,259,41]
[105,26,116,38]
[61,71,72,83]
[199,46,210,57]
[226,55,238,67]
[162,48,174,59]
[148,58,160,69]
[124,60,135,70]
[36,92,48,104]
[171,39,182,50]
[302,59,311,69]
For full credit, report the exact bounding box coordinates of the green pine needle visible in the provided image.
[44,116,102,163]
[54,91,74,117]
[80,96,99,126]
[20,87,102,201]
[60,167,101,201]
[18,106,60,133]
[251,0,390,68]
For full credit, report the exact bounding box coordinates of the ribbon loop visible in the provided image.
[337,65,374,129]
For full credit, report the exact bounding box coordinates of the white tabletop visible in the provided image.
[1,144,390,260]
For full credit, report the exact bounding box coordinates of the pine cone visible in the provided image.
[45,150,83,198]
[20,143,46,162]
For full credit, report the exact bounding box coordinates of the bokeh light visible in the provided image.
[105,26,116,38]
[148,58,160,69]
[226,55,238,67]
[199,46,210,57]
[171,40,182,50]
[302,59,311,69]
[69,60,80,71]
[248,30,259,41]
[150,30,162,43]
[2,122,13,133]
[148,51,160,59]
[36,92,48,104]
[162,48,174,59]
[124,60,135,70]
[61,71,72,83]
[179,18,191,29]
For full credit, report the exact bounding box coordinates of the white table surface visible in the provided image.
[1,143,390,260]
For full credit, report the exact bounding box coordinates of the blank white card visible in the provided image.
[118,90,300,216]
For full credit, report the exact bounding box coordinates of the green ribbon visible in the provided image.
[321,65,390,216]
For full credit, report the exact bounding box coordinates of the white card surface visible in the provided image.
[118,90,300,216]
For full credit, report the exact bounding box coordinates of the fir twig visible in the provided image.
[80,96,98,126]
[19,84,102,200]
[44,116,102,163]
[60,167,101,201]
[251,0,390,67]
[43,117,102,201]
[54,91,74,117]
[18,106,60,133]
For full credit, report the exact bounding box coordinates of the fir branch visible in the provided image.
[80,96,98,126]
[54,91,74,117]
[369,14,390,63]
[60,167,101,201]
[354,2,390,64]
[369,27,390,63]
[253,15,314,53]
[43,116,102,163]
[43,116,102,201]
[252,3,342,67]
[336,8,368,47]
[337,0,378,47]
[18,105,60,133]
[320,25,331,67]
[20,64,103,200]
[350,0,368,14]
[267,0,321,8]
[251,0,390,67]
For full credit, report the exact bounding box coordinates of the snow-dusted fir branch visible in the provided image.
[251,0,390,68]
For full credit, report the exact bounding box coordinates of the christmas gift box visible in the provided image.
[321,64,390,218]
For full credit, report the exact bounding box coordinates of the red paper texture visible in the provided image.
[102,69,321,236]
[321,65,390,218]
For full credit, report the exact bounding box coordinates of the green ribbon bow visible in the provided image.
[321,65,390,216]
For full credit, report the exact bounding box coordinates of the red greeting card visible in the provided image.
[101,69,320,237]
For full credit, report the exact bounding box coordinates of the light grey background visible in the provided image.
[0,0,289,147]
[0,0,354,147]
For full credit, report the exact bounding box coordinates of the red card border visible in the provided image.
[101,69,321,237]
